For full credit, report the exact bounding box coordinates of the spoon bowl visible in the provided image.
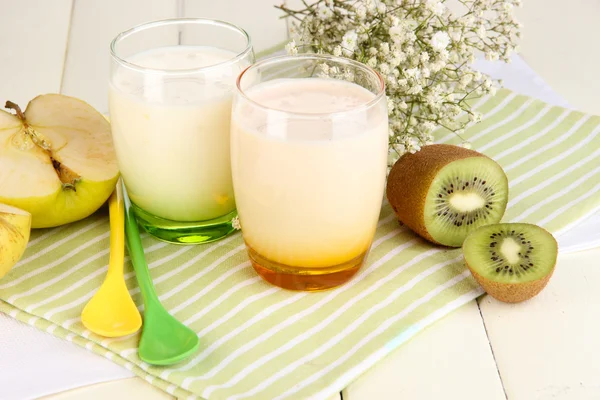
[139,306,200,365]
[81,274,142,337]
[122,180,200,365]
[82,184,142,337]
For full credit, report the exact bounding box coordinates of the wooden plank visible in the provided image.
[40,378,172,400]
[183,0,288,56]
[60,0,178,113]
[0,0,72,107]
[480,247,600,399]
[343,301,505,400]
[516,0,600,115]
[43,378,341,400]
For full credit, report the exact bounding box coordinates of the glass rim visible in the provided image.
[235,53,386,117]
[109,17,253,74]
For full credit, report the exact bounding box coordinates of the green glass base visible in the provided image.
[131,203,238,245]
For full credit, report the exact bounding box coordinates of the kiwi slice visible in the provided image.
[463,223,558,303]
[387,144,508,247]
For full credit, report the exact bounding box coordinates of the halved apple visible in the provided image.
[0,94,119,228]
[0,203,31,279]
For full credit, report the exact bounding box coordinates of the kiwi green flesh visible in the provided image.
[423,157,508,247]
[463,223,557,283]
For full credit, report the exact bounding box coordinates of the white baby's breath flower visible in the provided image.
[462,15,475,27]
[449,30,462,42]
[342,30,358,55]
[404,67,420,79]
[393,143,406,155]
[279,0,520,167]
[430,31,450,52]
[388,26,405,45]
[365,0,377,13]
[477,25,487,39]
[485,51,500,61]
[438,49,449,61]
[429,60,445,73]
[422,121,436,132]
[355,5,367,19]
[387,98,395,112]
[468,112,482,123]
[380,42,390,55]
[343,69,355,81]
[317,4,334,20]
[285,40,298,56]
[386,74,397,86]
[407,84,423,95]
[426,0,445,16]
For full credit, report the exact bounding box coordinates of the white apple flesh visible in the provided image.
[0,94,120,228]
[0,203,31,280]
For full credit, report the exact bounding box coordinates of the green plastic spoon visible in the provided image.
[122,180,200,365]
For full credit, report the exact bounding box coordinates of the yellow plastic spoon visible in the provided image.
[81,181,142,337]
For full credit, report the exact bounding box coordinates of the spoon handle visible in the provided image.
[121,180,161,307]
[107,182,125,277]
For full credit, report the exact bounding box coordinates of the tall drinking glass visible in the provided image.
[109,19,254,244]
[231,54,388,291]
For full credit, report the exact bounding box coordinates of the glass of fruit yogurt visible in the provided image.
[231,54,388,291]
[108,18,254,244]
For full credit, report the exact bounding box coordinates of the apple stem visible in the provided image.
[5,101,27,123]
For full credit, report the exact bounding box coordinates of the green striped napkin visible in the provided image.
[1,88,598,399]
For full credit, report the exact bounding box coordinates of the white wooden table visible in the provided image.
[1,1,599,399]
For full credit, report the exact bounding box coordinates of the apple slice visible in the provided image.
[0,94,119,228]
[0,203,31,279]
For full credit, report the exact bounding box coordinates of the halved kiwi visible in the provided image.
[463,223,558,303]
[386,144,509,247]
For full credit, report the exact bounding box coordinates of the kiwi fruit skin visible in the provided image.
[468,267,554,303]
[386,144,508,247]
[463,223,558,303]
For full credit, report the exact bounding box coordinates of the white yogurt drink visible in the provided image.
[109,45,246,222]
[109,19,253,244]
[231,77,389,277]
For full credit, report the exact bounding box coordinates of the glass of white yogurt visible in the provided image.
[108,19,254,244]
[231,54,388,291]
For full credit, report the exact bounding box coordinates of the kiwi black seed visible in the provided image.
[463,223,558,303]
[386,144,509,247]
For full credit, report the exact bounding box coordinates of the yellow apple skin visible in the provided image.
[0,203,31,279]
[0,177,118,228]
